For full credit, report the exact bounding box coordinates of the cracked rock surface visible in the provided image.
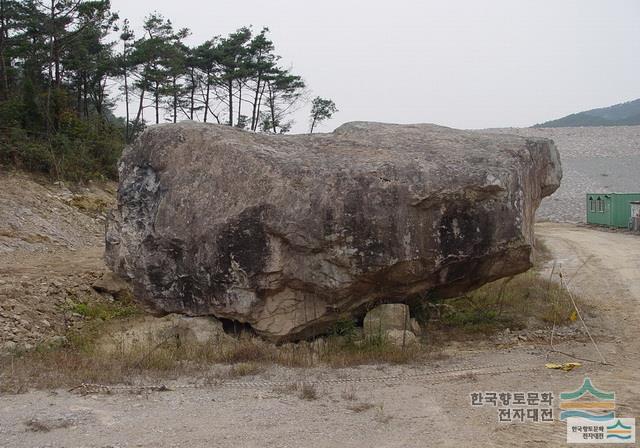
[106,121,561,341]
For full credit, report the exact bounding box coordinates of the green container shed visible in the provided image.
[586,193,640,228]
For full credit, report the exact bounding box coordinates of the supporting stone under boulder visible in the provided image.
[106,121,561,341]
[363,304,417,347]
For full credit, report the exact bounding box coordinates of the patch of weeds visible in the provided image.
[330,318,358,339]
[24,416,76,433]
[272,383,299,395]
[428,271,585,339]
[320,333,419,368]
[69,195,110,216]
[1,308,436,393]
[68,300,139,321]
[298,383,318,400]
[374,403,392,423]
[347,402,375,413]
[228,362,264,378]
[407,298,432,327]
[441,302,509,333]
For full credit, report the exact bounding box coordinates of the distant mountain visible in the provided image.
[535,98,640,128]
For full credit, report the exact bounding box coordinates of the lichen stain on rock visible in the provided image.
[438,199,495,260]
[214,206,270,282]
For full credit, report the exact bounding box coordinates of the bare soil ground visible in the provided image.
[1,172,639,447]
[0,171,115,351]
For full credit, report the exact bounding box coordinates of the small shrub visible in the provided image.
[330,318,358,339]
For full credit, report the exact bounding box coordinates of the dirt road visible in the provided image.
[536,223,640,352]
[1,223,639,447]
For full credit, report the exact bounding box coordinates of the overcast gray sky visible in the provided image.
[110,0,640,134]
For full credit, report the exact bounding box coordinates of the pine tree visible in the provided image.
[309,97,337,133]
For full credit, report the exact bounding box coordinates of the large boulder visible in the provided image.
[106,121,561,341]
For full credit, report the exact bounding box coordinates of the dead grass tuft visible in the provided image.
[455,372,478,382]
[227,362,264,378]
[374,404,392,423]
[340,386,358,401]
[347,402,375,413]
[298,383,318,400]
[24,419,53,432]
[272,383,299,395]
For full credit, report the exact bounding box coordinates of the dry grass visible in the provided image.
[455,372,478,382]
[0,318,441,393]
[374,404,392,423]
[24,417,73,433]
[298,383,318,400]
[271,383,299,395]
[0,228,51,243]
[347,402,375,413]
[340,386,358,401]
[424,270,585,341]
[0,255,584,393]
[227,362,265,378]
[319,335,428,368]
[1,268,579,392]
[68,195,111,216]
[271,382,320,400]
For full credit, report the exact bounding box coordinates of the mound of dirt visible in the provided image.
[0,170,117,351]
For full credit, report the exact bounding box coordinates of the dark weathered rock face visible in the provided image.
[106,121,561,341]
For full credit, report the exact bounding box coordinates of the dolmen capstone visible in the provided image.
[106,121,561,341]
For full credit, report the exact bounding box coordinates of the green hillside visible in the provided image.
[535,98,640,128]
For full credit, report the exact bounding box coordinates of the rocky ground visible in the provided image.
[486,125,640,222]
[0,171,116,352]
